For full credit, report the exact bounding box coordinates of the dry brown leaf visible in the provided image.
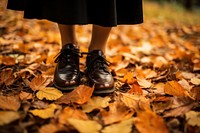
[29,104,57,119]
[67,118,102,133]
[190,77,200,85]
[163,102,195,117]
[102,118,134,133]
[190,86,200,100]
[58,107,88,124]
[29,75,51,91]
[0,68,15,86]
[0,95,21,111]
[2,56,16,66]
[164,80,190,97]
[82,96,111,113]
[36,87,63,100]
[136,76,152,88]
[19,91,33,100]
[56,85,94,105]
[134,110,169,133]
[0,111,20,126]
[101,101,134,125]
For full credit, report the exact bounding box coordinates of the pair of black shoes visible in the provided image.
[53,43,114,94]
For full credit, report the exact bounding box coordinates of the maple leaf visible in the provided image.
[29,104,57,119]
[134,110,169,133]
[29,75,51,91]
[82,96,111,113]
[0,95,21,111]
[36,87,63,100]
[67,118,102,133]
[0,111,20,126]
[56,85,94,105]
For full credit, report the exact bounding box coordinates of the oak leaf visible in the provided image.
[56,85,94,105]
[29,75,51,91]
[67,118,102,133]
[0,95,21,111]
[0,111,20,126]
[36,87,63,100]
[134,110,169,133]
[82,96,111,113]
[29,104,57,119]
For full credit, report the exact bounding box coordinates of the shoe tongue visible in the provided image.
[89,50,104,56]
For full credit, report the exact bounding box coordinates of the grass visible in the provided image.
[143,1,200,25]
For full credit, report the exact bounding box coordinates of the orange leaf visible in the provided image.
[0,68,15,86]
[56,85,94,105]
[164,80,188,97]
[0,95,21,111]
[128,82,143,95]
[19,91,33,100]
[29,75,51,91]
[2,56,16,66]
[120,72,136,84]
[134,110,169,133]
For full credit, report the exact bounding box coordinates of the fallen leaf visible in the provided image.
[190,86,200,100]
[120,72,136,84]
[82,96,111,113]
[134,110,169,133]
[36,87,63,100]
[19,91,33,100]
[56,85,94,105]
[102,118,134,133]
[164,80,190,97]
[0,68,15,86]
[136,76,152,88]
[58,107,88,124]
[101,101,134,125]
[190,77,200,85]
[39,123,63,133]
[0,95,21,111]
[0,111,20,126]
[128,82,143,95]
[185,111,200,127]
[2,56,16,66]
[67,118,102,133]
[29,104,57,119]
[163,102,195,117]
[29,75,51,91]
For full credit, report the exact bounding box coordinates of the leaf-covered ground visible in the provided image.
[0,1,200,133]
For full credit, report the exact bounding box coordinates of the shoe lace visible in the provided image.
[81,52,111,73]
[54,48,81,64]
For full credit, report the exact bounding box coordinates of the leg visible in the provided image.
[86,25,114,94]
[58,24,77,47]
[54,24,80,90]
[89,25,112,52]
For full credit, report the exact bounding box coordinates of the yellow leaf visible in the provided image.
[29,75,51,91]
[120,72,136,84]
[67,118,102,133]
[36,87,63,100]
[82,96,111,113]
[102,118,134,133]
[134,110,169,133]
[39,123,61,133]
[185,111,200,127]
[191,77,200,85]
[29,104,57,119]
[58,107,88,124]
[0,111,20,126]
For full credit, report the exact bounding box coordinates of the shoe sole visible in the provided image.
[53,83,78,91]
[93,87,115,94]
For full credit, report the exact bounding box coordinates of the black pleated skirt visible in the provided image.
[7,0,143,27]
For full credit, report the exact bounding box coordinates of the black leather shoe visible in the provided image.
[86,50,114,94]
[53,43,80,90]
